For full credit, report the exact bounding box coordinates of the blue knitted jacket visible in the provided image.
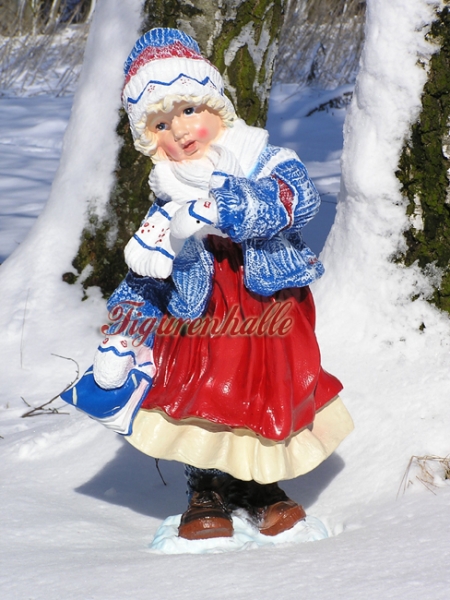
[107,144,324,339]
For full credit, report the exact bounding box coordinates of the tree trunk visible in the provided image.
[67,0,286,298]
[0,0,93,35]
[396,5,450,315]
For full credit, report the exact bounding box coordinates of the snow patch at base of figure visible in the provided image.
[148,512,328,554]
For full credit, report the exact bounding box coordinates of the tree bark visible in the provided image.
[396,5,450,315]
[67,0,287,297]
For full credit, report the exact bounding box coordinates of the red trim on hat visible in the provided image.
[124,41,209,86]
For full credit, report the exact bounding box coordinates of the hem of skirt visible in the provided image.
[125,396,354,484]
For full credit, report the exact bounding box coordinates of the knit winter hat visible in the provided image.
[122,28,236,153]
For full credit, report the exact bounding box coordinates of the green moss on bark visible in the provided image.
[396,5,450,314]
[212,0,285,126]
[141,0,203,32]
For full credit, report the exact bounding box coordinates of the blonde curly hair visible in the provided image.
[131,93,237,162]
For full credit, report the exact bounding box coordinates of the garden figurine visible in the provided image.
[62,28,353,541]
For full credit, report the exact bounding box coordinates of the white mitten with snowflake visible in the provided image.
[124,202,184,279]
[93,334,156,390]
[170,198,219,239]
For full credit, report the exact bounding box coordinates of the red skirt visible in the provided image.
[141,236,342,441]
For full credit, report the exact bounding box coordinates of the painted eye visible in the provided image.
[184,107,195,116]
[155,122,167,131]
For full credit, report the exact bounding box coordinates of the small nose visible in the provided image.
[172,117,188,141]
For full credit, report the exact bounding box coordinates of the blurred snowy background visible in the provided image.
[0,0,365,262]
[1,1,450,599]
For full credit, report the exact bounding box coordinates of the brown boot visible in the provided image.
[222,478,306,536]
[178,490,233,540]
[254,499,306,536]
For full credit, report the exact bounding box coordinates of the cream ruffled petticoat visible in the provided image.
[125,395,353,484]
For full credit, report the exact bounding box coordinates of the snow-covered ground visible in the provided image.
[1,0,450,598]
[0,97,73,263]
[0,85,345,263]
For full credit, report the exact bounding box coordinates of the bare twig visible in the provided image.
[21,354,79,417]
[398,454,450,498]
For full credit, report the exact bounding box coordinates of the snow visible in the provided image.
[1,0,450,598]
[149,513,328,554]
[0,97,73,263]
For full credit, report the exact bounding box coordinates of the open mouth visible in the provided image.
[182,140,197,152]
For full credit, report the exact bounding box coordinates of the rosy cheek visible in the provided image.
[164,142,181,159]
[196,127,210,140]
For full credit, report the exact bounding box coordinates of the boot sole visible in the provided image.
[259,503,306,536]
[179,518,233,540]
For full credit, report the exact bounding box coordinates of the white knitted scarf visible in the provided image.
[148,119,269,204]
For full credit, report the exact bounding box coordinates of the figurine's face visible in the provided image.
[146,102,225,161]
